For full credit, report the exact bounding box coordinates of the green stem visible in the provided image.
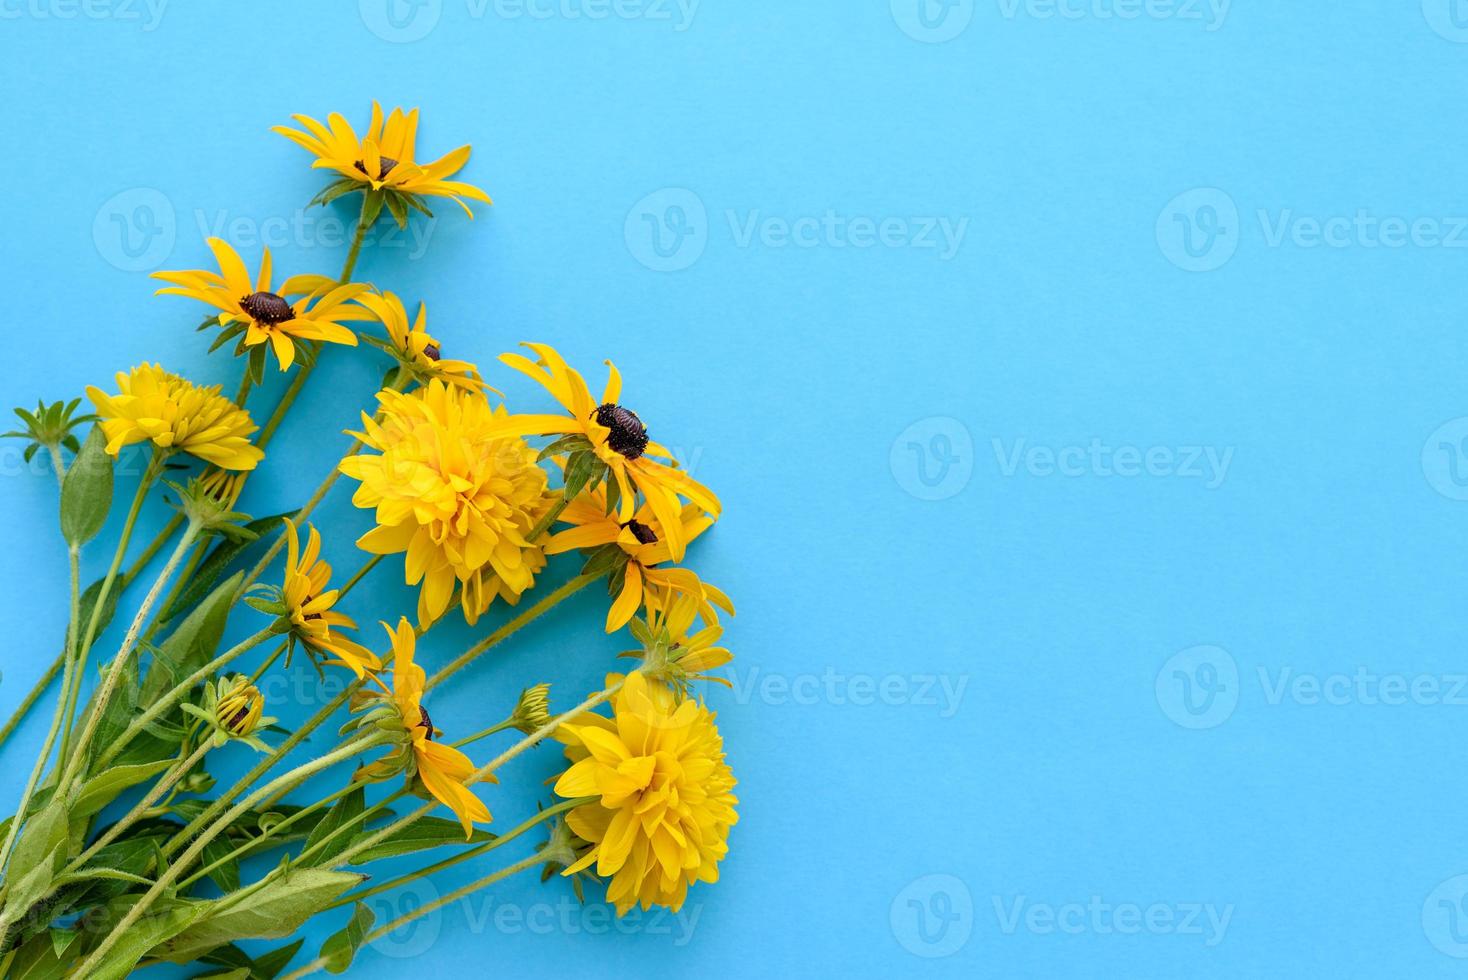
[246,641,288,685]
[60,453,167,760]
[0,546,80,874]
[338,554,382,600]
[91,626,275,773]
[175,780,359,891]
[161,666,376,860]
[328,681,624,871]
[341,203,371,282]
[0,512,180,755]
[426,573,598,690]
[234,372,254,407]
[283,852,546,980]
[69,734,386,980]
[329,796,587,912]
[60,516,201,789]
[450,719,514,750]
[70,739,212,869]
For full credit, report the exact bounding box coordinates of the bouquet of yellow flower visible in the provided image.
[0,103,737,979]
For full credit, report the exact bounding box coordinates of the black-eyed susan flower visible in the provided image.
[356,289,484,391]
[248,520,380,678]
[630,590,736,696]
[546,487,732,632]
[182,675,274,750]
[353,618,492,837]
[273,102,492,220]
[498,343,720,561]
[86,364,264,471]
[339,381,555,627]
[553,671,738,914]
[153,238,366,371]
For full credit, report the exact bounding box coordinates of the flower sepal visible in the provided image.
[2,398,97,463]
[180,675,275,751]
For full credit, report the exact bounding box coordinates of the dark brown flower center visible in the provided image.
[354,156,400,180]
[623,519,658,545]
[422,343,441,362]
[594,403,649,460]
[418,705,434,740]
[239,291,295,325]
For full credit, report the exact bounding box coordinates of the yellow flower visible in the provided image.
[363,618,493,838]
[216,677,266,738]
[282,520,380,678]
[498,343,721,562]
[339,381,554,627]
[554,671,738,914]
[153,238,365,370]
[643,589,735,688]
[273,102,492,217]
[546,487,732,632]
[356,289,485,391]
[86,364,263,471]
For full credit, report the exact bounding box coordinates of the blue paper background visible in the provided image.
[4,1,1468,975]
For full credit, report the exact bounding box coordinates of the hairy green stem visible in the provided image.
[426,573,598,690]
[71,739,212,869]
[69,734,385,979]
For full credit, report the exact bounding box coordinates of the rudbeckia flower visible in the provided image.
[355,289,485,391]
[546,487,732,632]
[153,238,366,370]
[498,343,721,562]
[553,671,738,914]
[357,618,493,837]
[273,102,492,218]
[640,590,736,691]
[280,520,380,678]
[86,363,264,471]
[339,381,555,627]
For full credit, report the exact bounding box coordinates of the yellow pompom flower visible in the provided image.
[357,618,493,838]
[553,671,738,914]
[339,381,554,627]
[355,289,485,391]
[546,487,732,632]
[498,343,720,562]
[273,102,492,218]
[281,520,380,678]
[153,238,366,370]
[86,364,264,471]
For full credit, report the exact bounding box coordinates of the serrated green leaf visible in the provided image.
[302,786,364,864]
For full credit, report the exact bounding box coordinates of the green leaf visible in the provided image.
[253,938,305,979]
[561,451,599,499]
[162,869,364,963]
[11,801,70,881]
[318,901,374,974]
[7,928,80,980]
[384,191,408,229]
[84,901,202,980]
[72,759,174,818]
[302,786,364,864]
[200,837,241,893]
[59,426,114,547]
[360,189,385,229]
[160,516,286,625]
[344,816,495,864]
[140,572,243,704]
[580,542,629,579]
